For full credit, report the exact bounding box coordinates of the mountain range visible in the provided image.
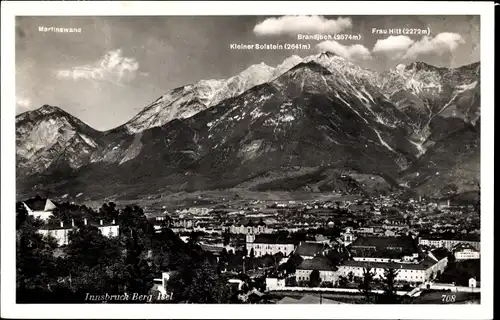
[16,52,480,201]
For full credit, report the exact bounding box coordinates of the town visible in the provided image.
[17,191,481,304]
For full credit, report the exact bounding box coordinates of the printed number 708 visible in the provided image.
[441,294,456,302]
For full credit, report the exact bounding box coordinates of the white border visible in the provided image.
[1,1,494,319]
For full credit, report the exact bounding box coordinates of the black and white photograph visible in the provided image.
[1,1,494,319]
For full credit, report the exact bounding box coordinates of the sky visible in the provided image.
[16,15,480,131]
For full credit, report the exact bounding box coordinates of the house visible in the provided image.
[39,220,74,246]
[245,234,295,257]
[23,198,57,221]
[295,256,338,284]
[82,217,120,237]
[265,277,286,291]
[469,277,480,288]
[38,217,119,246]
[454,243,480,260]
[294,242,331,260]
[151,271,178,301]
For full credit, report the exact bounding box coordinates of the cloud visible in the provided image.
[16,96,32,113]
[317,41,371,61]
[254,16,352,37]
[372,35,415,60]
[56,49,140,85]
[403,32,465,60]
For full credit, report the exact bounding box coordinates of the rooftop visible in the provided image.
[341,255,437,271]
[39,217,118,230]
[295,242,331,258]
[350,236,417,252]
[253,234,295,244]
[453,243,480,252]
[24,198,58,212]
[297,256,337,271]
[430,248,449,261]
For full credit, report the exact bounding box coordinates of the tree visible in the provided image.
[309,270,321,287]
[378,268,401,304]
[98,202,119,220]
[119,206,148,236]
[223,230,231,246]
[64,225,123,299]
[52,206,72,223]
[122,228,154,296]
[280,253,303,275]
[170,258,231,303]
[16,201,28,230]
[348,271,354,282]
[16,215,60,302]
[358,267,375,303]
[67,225,112,266]
[249,248,255,259]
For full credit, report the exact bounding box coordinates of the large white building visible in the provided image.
[39,218,119,246]
[296,255,338,284]
[454,243,480,260]
[337,236,448,284]
[418,237,480,251]
[245,234,295,257]
[338,251,448,284]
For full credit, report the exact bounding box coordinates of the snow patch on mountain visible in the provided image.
[79,133,98,148]
[409,139,426,157]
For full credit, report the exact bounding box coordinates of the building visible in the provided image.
[265,277,286,291]
[337,236,448,284]
[294,242,331,260]
[23,198,57,221]
[147,215,171,233]
[228,219,272,235]
[296,256,338,284]
[152,271,178,301]
[340,227,356,245]
[348,235,420,263]
[418,235,480,251]
[469,277,480,288]
[338,251,447,284]
[38,217,119,246]
[95,218,120,237]
[172,218,194,229]
[245,234,295,257]
[39,220,74,246]
[426,248,449,279]
[454,243,480,260]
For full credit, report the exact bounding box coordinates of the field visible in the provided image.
[78,190,358,212]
